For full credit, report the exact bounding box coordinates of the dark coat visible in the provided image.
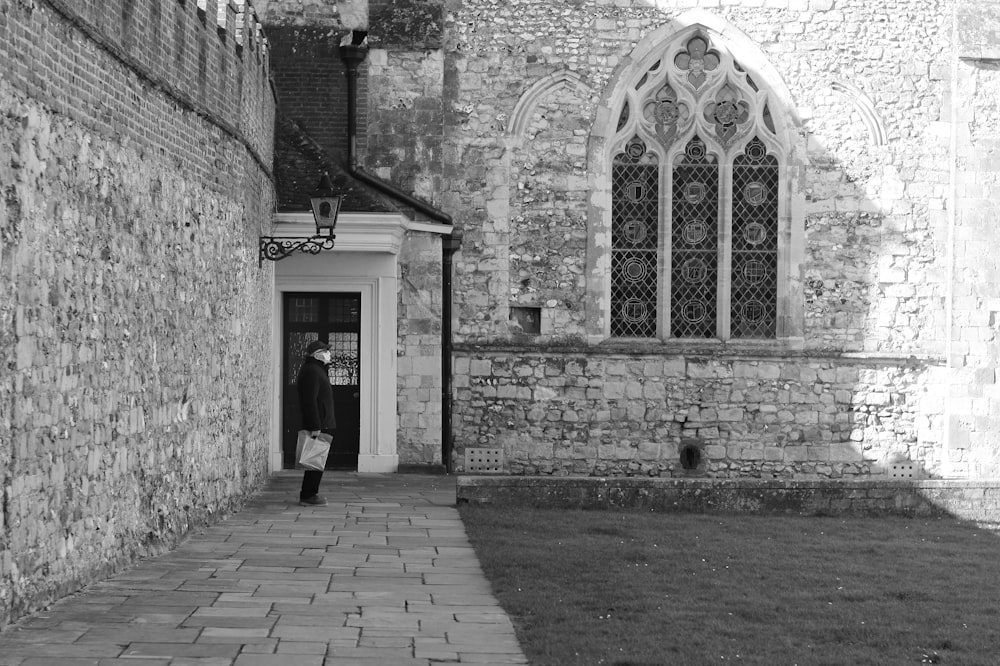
[296,356,336,431]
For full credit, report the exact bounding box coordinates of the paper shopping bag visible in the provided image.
[295,430,333,471]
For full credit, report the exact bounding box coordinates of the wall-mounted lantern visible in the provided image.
[259,172,342,263]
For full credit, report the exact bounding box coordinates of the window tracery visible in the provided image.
[609,31,783,341]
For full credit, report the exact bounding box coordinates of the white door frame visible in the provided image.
[274,274,396,473]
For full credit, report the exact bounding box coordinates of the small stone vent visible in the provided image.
[465,448,504,474]
[889,462,919,479]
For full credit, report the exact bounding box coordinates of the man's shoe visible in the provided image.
[299,495,328,506]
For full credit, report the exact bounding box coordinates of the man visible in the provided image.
[296,339,336,506]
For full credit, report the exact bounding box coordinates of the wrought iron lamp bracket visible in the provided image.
[259,231,336,264]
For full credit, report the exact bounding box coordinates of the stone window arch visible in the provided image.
[589,17,804,345]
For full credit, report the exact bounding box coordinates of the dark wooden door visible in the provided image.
[282,292,361,470]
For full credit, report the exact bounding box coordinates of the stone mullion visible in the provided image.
[659,153,673,339]
[718,155,735,341]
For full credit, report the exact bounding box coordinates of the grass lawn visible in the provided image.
[458,504,1000,666]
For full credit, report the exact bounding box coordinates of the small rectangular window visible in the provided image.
[510,306,542,335]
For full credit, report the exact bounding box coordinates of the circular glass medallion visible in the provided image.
[621,299,649,324]
[742,260,767,285]
[741,301,766,325]
[683,181,706,204]
[745,140,767,161]
[622,219,647,244]
[654,101,679,124]
[713,100,741,126]
[681,300,707,324]
[625,137,646,160]
[686,139,706,159]
[622,257,648,282]
[743,222,767,245]
[681,219,708,244]
[681,258,707,283]
[743,181,767,206]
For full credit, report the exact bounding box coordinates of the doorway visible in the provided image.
[282,292,361,470]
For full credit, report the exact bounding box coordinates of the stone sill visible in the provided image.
[454,342,943,365]
[458,475,1000,490]
[960,53,1000,63]
[456,475,1000,526]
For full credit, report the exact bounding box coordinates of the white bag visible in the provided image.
[295,430,332,471]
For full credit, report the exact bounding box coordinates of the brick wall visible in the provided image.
[267,26,355,211]
[0,0,276,629]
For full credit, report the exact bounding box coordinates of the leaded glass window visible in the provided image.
[608,30,783,341]
[611,137,658,338]
[732,138,778,338]
[671,136,718,338]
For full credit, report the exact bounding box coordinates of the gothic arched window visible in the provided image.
[609,32,785,341]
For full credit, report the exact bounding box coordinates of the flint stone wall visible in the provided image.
[435,0,993,478]
[0,0,276,629]
[444,0,948,353]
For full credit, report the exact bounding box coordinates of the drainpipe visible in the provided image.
[441,231,463,472]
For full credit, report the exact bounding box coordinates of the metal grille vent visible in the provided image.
[465,448,504,474]
[889,462,919,479]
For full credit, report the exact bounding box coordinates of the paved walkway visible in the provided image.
[0,472,528,665]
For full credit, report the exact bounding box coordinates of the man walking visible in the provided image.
[296,339,336,506]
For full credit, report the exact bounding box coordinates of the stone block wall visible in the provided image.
[365,0,447,207]
[397,231,446,465]
[0,0,276,629]
[366,47,446,202]
[454,349,941,478]
[947,1,1000,478]
[255,0,349,27]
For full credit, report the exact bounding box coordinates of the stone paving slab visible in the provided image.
[0,473,527,665]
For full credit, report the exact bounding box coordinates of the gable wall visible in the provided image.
[438,0,994,479]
